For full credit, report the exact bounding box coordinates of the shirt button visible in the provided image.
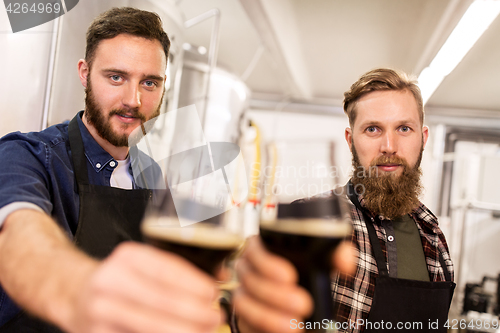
[110,161,116,167]
[96,163,101,168]
[388,235,394,242]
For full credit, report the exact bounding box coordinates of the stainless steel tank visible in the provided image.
[177,45,251,143]
[0,7,55,136]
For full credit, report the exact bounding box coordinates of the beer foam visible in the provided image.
[142,218,244,249]
[260,219,351,238]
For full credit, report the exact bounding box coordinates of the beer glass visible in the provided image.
[260,142,352,332]
[128,106,247,276]
[141,190,244,277]
[130,106,247,333]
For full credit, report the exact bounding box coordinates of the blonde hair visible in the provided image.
[343,68,424,127]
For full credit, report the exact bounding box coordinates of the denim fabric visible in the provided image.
[0,111,120,326]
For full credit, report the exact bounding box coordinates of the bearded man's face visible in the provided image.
[345,89,429,219]
[81,34,167,147]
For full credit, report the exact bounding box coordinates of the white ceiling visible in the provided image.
[177,0,500,115]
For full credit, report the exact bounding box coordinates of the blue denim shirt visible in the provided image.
[0,111,124,325]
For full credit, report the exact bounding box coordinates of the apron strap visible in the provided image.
[438,251,452,282]
[347,182,454,283]
[347,181,389,277]
[68,115,89,185]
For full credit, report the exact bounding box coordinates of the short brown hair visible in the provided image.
[343,68,424,127]
[85,7,170,68]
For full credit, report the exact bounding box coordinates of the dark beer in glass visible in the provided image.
[260,197,351,332]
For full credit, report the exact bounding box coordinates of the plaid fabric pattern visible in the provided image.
[330,188,454,333]
[230,186,454,333]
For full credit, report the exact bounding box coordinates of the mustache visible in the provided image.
[370,155,409,168]
[109,109,146,122]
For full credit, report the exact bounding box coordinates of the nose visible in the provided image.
[122,83,141,109]
[381,131,398,155]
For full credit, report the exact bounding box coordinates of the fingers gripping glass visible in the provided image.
[259,142,351,332]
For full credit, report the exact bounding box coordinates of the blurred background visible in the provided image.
[1,0,500,330]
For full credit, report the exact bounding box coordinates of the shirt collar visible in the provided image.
[412,202,440,230]
[76,111,116,173]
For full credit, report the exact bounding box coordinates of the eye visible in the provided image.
[144,80,157,88]
[110,75,122,82]
[366,126,378,133]
[400,126,411,133]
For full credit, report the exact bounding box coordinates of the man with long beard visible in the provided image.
[234,68,455,333]
[0,7,222,333]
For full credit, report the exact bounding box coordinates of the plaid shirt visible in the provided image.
[329,186,454,333]
[231,185,454,333]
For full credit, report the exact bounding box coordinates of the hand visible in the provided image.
[69,242,221,333]
[234,236,356,333]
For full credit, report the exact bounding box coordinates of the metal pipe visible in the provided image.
[452,199,500,310]
[40,15,62,130]
[248,100,500,127]
[468,200,500,212]
[184,9,221,173]
[184,8,221,132]
[427,114,500,128]
[241,44,265,82]
[170,61,184,112]
[455,205,469,295]
[184,8,220,29]
[60,0,68,13]
[431,124,447,214]
[249,99,344,116]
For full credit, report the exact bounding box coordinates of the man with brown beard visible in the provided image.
[0,8,222,333]
[234,68,455,333]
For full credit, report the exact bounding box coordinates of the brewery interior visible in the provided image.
[1,0,500,330]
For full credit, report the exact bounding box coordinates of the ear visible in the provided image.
[422,125,429,148]
[77,59,89,88]
[345,127,353,151]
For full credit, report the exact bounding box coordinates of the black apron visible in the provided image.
[0,116,152,332]
[347,182,455,333]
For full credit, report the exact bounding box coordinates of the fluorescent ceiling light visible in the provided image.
[418,0,500,104]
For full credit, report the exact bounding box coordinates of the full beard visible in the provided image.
[350,143,423,219]
[84,76,163,147]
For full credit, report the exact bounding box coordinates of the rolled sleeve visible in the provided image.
[0,202,44,229]
[0,135,54,218]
